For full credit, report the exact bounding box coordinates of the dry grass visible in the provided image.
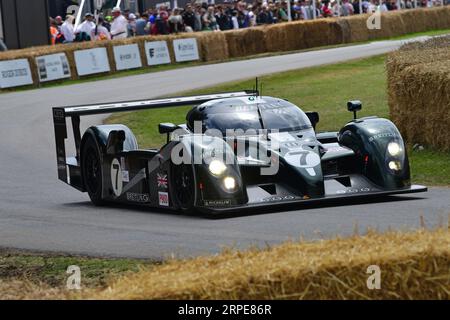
[81,228,449,300]
[386,36,450,151]
[1,228,448,300]
[400,34,450,51]
[0,280,65,300]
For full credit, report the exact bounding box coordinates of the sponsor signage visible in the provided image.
[126,192,149,203]
[261,195,302,202]
[0,59,33,88]
[113,44,142,71]
[145,41,171,66]
[74,47,110,76]
[36,53,71,82]
[158,191,169,207]
[173,38,199,62]
[204,199,231,207]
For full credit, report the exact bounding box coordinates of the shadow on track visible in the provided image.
[208,194,427,220]
[61,194,427,220]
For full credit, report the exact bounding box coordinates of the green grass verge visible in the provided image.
[1,28,449,94]
[106,54,450,186]
[0,249,154,289]
[408,149,450,186]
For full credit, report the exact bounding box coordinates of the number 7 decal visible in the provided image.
[111,159,123,197]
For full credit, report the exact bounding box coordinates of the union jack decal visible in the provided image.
[157,173,168,189]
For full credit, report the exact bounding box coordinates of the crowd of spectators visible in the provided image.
[49,0,447,44]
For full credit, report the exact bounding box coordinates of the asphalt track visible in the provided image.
[0,36,449,259]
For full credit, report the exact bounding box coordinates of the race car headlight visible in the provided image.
[208,160,227,176]
[223,176,236,190]
[387,142,402,156]
[388,160,402,171]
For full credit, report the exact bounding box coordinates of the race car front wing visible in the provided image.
[198,174,427,214]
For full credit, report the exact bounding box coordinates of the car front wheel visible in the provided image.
[171,163,196,213]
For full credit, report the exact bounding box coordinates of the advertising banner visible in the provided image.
[145,41,171,66]
[74,47,110,76]
[36,53,71,82]
[173,38,199,63]
[113,44,142,71]
[0,59,33,88]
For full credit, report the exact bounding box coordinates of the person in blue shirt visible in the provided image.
[135,13,149,36]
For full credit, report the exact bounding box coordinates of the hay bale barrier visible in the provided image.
[367,11,406,39]
[264,18,343,53]
[264,22,303,52]
[386,45,450,137]
[344,14,371,43]
[195,32,229,62]
[1,6,450,89]
[387,36,450,151]
[302,19,338,48]
[400,63,450,151]
[224,28,266,58]
[84,229,449,300]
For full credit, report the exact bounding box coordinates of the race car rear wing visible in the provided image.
[52,90,258,187]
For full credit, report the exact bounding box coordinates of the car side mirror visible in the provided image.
[347,100,362,119]
[159,123,177,134]
[159,123,178,143]
[306,112,319,130]
[106,130,125,155]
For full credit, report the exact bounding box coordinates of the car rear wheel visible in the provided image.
[171,163,196,213]
[82,136,105,206]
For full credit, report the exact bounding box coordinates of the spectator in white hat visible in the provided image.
[110,7,129,39]
[111,7,128,39]
[127,13,137,37]
[75,12,95,39]
[61,15,75,43]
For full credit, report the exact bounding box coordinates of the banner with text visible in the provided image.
[0,59,33,88]
[145,41,171,66]
[36,53,71,82]
[173,38,199,63]
[74,47,110,76]
[113,44,142,71]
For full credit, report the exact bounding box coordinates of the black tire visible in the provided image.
[81,135,105,206]
[171,163,196,213]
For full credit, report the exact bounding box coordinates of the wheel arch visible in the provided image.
[338,117,411,189]
[80,125,138,155]
[80,124,138,191]
[169,136,247,211]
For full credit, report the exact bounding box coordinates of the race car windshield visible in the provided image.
[203,103,312,134]
[259,103,312,132]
